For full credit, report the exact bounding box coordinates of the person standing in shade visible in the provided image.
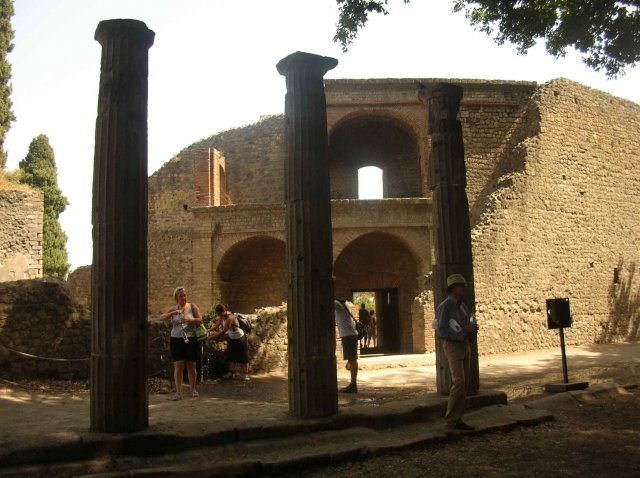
[436,274,479,430]
[334,298,359,393]
[368,310,377,348]
[358,303,371,349]
[159,286,203,401]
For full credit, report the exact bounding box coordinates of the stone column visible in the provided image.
[91,19,154,433]
[276,51,338,418]
[419,83,479,396]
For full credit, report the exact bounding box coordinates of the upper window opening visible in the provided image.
[358,166,383,199]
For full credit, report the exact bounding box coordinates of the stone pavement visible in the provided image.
[0,342,638,477]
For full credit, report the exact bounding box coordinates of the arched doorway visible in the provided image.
[216,236,287,314]
[329,116,421,199]
[333,232,420,353]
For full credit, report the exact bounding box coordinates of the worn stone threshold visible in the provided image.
[0,400,552,478]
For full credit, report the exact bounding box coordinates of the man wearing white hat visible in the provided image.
[435,273,479,430]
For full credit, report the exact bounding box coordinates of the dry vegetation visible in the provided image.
[0,169,30,190]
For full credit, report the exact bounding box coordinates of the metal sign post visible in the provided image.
[544,298,589,393]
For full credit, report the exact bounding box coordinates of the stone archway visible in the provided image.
[333,232,420,353]
[216,236,287,313]
[329,116,421,199]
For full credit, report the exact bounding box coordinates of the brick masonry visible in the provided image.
[0,279,168,379]
[0,189,43,281]
[66,77,639,369]
[472,78,640,353]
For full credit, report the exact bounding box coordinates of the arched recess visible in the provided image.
[329,116,421,199]
[333,232,420,353]
[216,236,287,314]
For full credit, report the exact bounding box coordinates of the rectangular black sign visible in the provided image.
[546,298,572,329]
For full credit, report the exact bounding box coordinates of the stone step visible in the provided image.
[0,391,550,477]
[0,402,553,478]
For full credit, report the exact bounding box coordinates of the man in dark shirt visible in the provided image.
[358,303,371,349]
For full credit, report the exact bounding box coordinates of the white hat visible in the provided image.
[447,274,467,288]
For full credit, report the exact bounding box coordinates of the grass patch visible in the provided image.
[0,169,31,191]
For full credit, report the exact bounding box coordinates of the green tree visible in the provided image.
[334,0,640,77]
[19,134,69,278]
[0,0,15,169]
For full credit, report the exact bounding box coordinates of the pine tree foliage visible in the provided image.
[0,0,15,169]
[335,0,640,77]
[19,134,69,278]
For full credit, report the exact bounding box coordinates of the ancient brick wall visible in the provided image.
[217,235,287,314]
[325,79,537,211]
[141,77,639,360]
[0,280,88,378]
[245,305,288,372]
[472,78,640,354]
[329,117,422,199]
[147,116,287,314]
[188,115,286,205]
[66,265,92,311]
[147,154,196,315]
[0,189,43,281]
[0,279,171,379]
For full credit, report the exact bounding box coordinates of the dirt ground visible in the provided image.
[293,388,640,478]
[2,377,638,478]
[1,343,638,477]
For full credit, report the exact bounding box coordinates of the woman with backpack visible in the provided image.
[209,303,250,381]
[159,286,203,400]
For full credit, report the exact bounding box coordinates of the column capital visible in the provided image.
[418,82,463,137]
[276,51,338,77]
[95,19,155,48]
[417,82,463,103]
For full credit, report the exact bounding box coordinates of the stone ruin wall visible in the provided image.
[66,265,91,311]
[472,78,640,354]
[146,84,535,318]
[0,279,167,379]
[324,79,538,214]
[61,78,639,373]
[147,154,197,315]
[0,280,89,378]
[0,189,43,281]
[147,116,286,315]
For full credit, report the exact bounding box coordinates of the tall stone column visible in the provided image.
[419,83,479,396]
[91,19,154,433]
[277,52,338,418]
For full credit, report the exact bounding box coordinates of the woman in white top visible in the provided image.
[159,286,203,400]
[209,303,250,381]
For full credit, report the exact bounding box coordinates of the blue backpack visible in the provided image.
[234,313,252,334]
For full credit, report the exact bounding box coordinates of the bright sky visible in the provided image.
[5,0,640,270]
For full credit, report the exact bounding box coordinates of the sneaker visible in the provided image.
[446,420,474,431]
[222,372,233,379]
[170,393,182,401]
[242,374,251,381]
[339,383,358,394]
[190,390,199,398]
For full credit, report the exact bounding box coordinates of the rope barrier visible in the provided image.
[0,335,168,364]
[0,344,89,362]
